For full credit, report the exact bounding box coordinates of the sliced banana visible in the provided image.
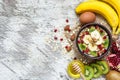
[83,35,92,44]
[91,30,100,39]
[95,37,103,45]
[88,43,97,51]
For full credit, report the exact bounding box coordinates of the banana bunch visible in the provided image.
[75,0,120,35]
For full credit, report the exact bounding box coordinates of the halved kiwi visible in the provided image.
[96,61,109,74]
[84,65,94,80]
[90,64,102,78]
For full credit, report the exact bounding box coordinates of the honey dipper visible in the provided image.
[72,63,85,80]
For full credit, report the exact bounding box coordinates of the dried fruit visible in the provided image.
[54,29,58,32]
[60,38,63,41]
[70,34,75,41]
[54,36,58,40]
[66,19,69,23]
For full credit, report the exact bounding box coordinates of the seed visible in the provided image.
[60,38,63,41]
[66,19,69,23]
[54,36,58,40]
[54,29,57,32]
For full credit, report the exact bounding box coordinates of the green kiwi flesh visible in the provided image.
[84,65,94,80]
[90,64,102,78]
[96,61,109,74]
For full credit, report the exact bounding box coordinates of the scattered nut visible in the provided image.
[64,25,71,31]
[65,46,71,52]
[70,34,75,41]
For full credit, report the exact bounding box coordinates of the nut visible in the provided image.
[70,34,75,41]
[65,46,71,52]
[64,25,71,31]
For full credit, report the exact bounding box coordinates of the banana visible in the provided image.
[98,0,120,35]
[75,1,119,34]
[90,30,100,39]
[88,43,97,51]
[83,35,92,44]
[95,37,103,45]
[116,25,120,34]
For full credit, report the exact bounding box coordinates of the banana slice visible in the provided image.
[95,37,103,45]
[88,43,97,51]
[91,30,100,39]
[83,35,92,44]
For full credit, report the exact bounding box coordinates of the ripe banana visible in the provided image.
[83,35,92,44]
[75,1,119,34]
[98,0,120,34]
[88,43,97,51]
[90,30,100,39]
[95,37,103,45]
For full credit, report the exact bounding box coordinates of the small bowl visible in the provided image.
[76,23,112,60]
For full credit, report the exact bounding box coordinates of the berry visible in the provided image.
[54,29,57,32]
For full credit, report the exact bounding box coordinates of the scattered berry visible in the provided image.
[66,19,69,23]
[73,57,77,60]
[54,36,58,40]
[60,38,63,41]
[54,29,58,32]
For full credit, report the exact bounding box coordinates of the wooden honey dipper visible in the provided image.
[72,63,86,80]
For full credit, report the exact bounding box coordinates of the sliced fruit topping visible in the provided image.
[79,44,86,51]
[88,43,97,51]
[83,35,92,44]
[103,39,109,48]
[90,64,102,78]
[96,37,103,45]
[91,30,100,39]
[90,51,97,57]
[89,26,95,32]
[84,65,94,80]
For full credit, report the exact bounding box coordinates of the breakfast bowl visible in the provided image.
[76,23,112,60]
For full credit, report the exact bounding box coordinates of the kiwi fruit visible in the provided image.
[90,64,102,78]
[84,65,94,80]
[103,39,109,48]
[89,26,95,32]
[90,51,97,57]
[79,44,86,50]
[96,61,109,74]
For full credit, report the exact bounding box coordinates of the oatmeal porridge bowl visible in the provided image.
[76,23,112,60]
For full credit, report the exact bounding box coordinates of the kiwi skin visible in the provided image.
[84,65,94,80]
[96,61,109,74]
[90,64,102,78]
